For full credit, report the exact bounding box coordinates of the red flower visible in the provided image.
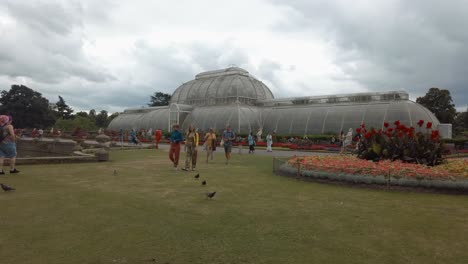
[387,128,393,133]
[361,123,366,128]
[426,122,433,129]
[383,122,389,128]
[364,132,372,139]
[394,120,401,126]
[356,128,361,133]
[397,124,407,131]
[417,120,424,127]
[397,132,404,138]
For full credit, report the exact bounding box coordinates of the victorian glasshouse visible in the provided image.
[108,67,445,136]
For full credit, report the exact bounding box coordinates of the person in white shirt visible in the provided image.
[266,133,273,152]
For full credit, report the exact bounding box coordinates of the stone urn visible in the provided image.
[95,134,111,161]
[96,134,111,147]
[73,136,86,151]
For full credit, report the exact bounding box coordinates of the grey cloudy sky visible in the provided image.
[0,0,467,113]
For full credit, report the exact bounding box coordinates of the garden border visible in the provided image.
[272,157,468,194]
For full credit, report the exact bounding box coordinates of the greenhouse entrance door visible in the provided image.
[169,103,193,131]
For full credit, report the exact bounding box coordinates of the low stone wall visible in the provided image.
[16,138,77,158]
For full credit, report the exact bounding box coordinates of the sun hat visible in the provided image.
[0,115,9,126]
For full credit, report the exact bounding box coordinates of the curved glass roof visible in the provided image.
[108,100,440,136]
[170,67,274,106]
[108,107,170,131]
[108,68,440,135]
[261,100,439,135]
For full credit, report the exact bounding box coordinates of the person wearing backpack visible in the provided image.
[0,115,19,174]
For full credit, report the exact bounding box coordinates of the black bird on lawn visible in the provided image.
[113,169,117,176]
[194,173,200,179]
[206,191,216,199]
[201,180,206,186]
[1,183,15,192]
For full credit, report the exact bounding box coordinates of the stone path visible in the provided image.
[112,141,338,157]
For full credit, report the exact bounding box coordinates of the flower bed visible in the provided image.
[277,155,468,191]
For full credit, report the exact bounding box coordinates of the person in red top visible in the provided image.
[155,129,162,149]
[31,128,38,138]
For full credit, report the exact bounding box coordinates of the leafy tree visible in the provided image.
[108,112,119,124]
[0,84,56,128]
[95,110,109,127]
[148,92,171,106]
[75,111,89,118]
[453,108,468,136]
[54,95,74,120]
[416,88,456,123]
[88,109,96,123]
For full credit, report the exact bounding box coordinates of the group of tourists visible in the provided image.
[168,124,239,170]
[246,131,273,154]
[30,128,44,139]
[116,128,164,147]
[167,124,278,170]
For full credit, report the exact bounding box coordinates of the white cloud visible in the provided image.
[0,0,466,114]
[269,0,468,107]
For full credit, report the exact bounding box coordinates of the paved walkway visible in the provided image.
[114,142,338,157]
[21,137,344,157]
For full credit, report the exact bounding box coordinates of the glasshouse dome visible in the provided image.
[170,67,274,106]
[108,67,443,136]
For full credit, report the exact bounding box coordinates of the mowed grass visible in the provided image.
[1,150,468,264]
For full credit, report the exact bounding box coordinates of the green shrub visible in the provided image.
[442,138,467,146]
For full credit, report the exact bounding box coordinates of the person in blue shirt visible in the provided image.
[169,124,184,170]
[130,129,139,145]
[222,125,236,165]
[248,132,255,154]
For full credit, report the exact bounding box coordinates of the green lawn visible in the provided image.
[1,150,468,264]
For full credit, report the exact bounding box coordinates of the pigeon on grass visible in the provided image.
[206,191,216,199]
[1,183,15,192]
[201,180,206,186]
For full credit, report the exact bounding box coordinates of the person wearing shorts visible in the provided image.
[0,115,19,174]
[222,125,236,165]
[204,128,216,163]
